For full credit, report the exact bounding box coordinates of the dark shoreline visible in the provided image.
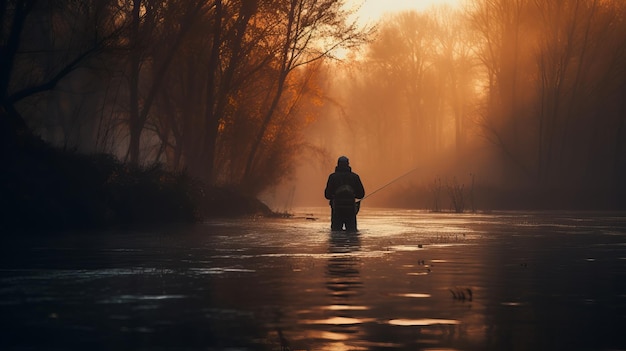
[3,127,623,233]
[1,131,272,233]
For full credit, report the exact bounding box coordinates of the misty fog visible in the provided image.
[4,0,626,211]
[266,0,626,211]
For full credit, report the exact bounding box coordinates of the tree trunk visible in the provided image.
[242,1,297,184]
[0,0,35,134]
[127,0,141,165]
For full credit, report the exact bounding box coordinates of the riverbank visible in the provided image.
[1,130,272,233]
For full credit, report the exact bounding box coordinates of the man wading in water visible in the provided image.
[324,156,365,231]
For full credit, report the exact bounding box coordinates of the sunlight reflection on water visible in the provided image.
[388,318,461,326]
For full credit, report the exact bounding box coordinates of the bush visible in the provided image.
[1,131,271,233]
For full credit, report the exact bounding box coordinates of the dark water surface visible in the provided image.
[2,209,626,350]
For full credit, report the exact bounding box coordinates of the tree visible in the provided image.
[468,0,536,183]
[469,0,626,205]
[124,0,207,165]
[331,7,480,184]
[0,0,115,139]
[136,0,367,195]
[144,0,262,181]
[431,5,478,158]
[240,0,367,191]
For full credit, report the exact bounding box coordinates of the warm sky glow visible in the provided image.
[348,0,462,25]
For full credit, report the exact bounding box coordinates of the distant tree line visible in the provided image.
[312,0,626,209]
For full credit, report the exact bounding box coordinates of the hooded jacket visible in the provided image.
[324,164,365,201]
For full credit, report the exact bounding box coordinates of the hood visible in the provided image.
[335,164,352,172]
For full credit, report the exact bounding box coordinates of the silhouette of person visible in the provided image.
[324,156,365,231]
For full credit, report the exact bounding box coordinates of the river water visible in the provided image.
[1,208,626,350]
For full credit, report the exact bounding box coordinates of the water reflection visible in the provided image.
[322,231,367,346]
[326,231,362,300]
[1,211,626,350]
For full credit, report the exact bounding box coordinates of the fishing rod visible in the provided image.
[357,166,420,203]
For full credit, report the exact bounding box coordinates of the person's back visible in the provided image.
[324,156,365,231]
